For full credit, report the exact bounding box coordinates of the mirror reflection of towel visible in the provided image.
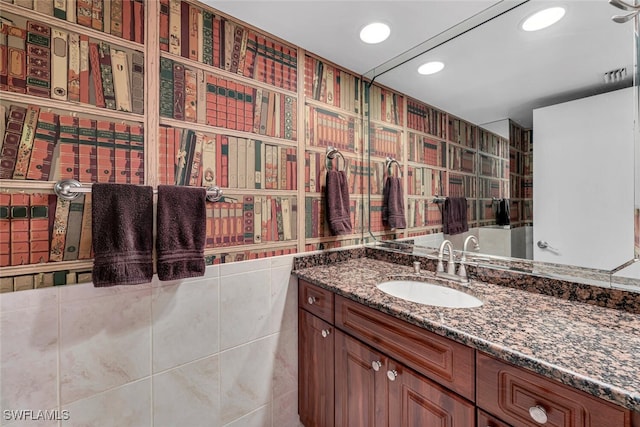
[496,199,510,226]
[382,176,406,229]
[443,197,468,235]
[325,170,353,235]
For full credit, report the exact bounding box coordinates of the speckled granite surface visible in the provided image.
[293,256,640,412]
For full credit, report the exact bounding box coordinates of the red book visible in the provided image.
[214,202,222,246]
[234,201,243,245]
[0,194,10,267]
[255,35,266,83]
[96,120,115,183]
[266,39,276,86]
[274,42,283,89]
[27,111,59,181]
[159,0,170,51]
[122,0,133,40]
[213,15,221,68]
[304,55,314,98]
[89,43,106,108]
[158,126,168,184]
[29,193,50,264]
[243,31,257,79]
[205,73,217,126]
[289,47,297,92]
[113,122,130,183]
[79,35,90,104]
[216,78,227,128]
[10,193,30,266]
[129,124,144,184]
[77,117,97,182]
[133,0,144,44]
[226,80,237,130]
[244,86,254,133]
[215,134,222,187]
[235,83,245,132]
[58,115,80,180]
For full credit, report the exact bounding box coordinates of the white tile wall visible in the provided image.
[0,255,300,427]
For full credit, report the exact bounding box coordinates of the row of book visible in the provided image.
[479,154,508,179]
[368,85,404,126]
[304,196,363,239]
[304,151,385,196]
[510,149,532,176]
[478,177,505,199]
[407,100,447,139]
[5,0,145,43]
[448,117,476,148]
[407,133,445,167]
[406,199,442,228]
[509,122,533,152]
[448,146,476,174]
[478,129,509,158]
[406,166,445,197]
[159,0,297,91]
[0,192,92,267]
[367,124,402,159]
[305,104,362,154]
[204,195,298,248]
[304,55,362,113]
[0,104,145,183]
[0,14,144,112]
[448,173,476,198]
[159,58,297,141]
[158,126,298,190]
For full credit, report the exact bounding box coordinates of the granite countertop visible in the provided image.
[293,257,640,412]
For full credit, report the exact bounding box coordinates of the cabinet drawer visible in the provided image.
[477,353,631,427]
[477,409,510,427]
[299,280,334,323]
[335,295,475,401]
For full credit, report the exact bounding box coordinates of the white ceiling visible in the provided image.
[206,0,635,129]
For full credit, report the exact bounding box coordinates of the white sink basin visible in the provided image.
[377,280,483,308]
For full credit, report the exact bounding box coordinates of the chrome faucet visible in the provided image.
[457,236,480,282]
[437,240,456,276]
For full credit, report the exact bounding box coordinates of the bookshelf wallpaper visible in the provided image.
[1,0,637,293]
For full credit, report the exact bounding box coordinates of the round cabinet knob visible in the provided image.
[528,405,548,424]
[371,361,382,372]
[307,296,317,305]
[321,329,331,338]
[386,370,398,381]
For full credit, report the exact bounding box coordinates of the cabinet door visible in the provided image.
[335,331,388,427]
[299,308,334,427]
[387,360,474,427]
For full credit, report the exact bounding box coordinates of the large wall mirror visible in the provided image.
[364,0,640,287]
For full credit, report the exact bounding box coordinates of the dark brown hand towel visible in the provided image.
[157,185,206,281]
[325,169,352,235]
[91,183,154,287]
[382,176,406,229]
[496,199,510,226]
[443,196,469,235]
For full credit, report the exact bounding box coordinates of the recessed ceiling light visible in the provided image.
[418,61,445,75]
[521,7,566,31]
[360,22,391,44]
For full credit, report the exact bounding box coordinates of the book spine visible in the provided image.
[29,193,50,264]
[58,115,79,179]
[49,198,70,262]
[62,194,84,261]
[10,194,30,266]
[188,131,203,186]
[122,0,133,40]
[78,35,90,104]
[77,0,93,27]
[180,0,189,58]
[25,22,50,98]
[110,0,123,38]
[77,194,93,259]
[77,117,97,182]
[188,4,200,61]
[202,10,213,65]
[99,42,116,110]
[67,33,80,102]
[245,138,255,189]
[205,72,217,126]
[89,42,106,108]
[130,51,144,115]
[36,0,54,15]
[184,67,197,122]
[12,105,40,179]
[91,0,104,31]
[220,135,228,187]
[0,194,9,267]
[173,62,185,120]
[213,15,221,68]
[27,111,59,180]
[0,25,7,92]
[129,123,144,184]
[133,0,144,44]
[103,0,111,35]
[201,132,216,186]
[96,120,115,182]
[110,48,132,112]
[159,0,170,51]
[168,0,181,55]
[226,80,237,129]
[216,78,227,128]
[1,105,27,179]
[114,122,130,183]
[159,57,174,118]
[197,69,206,124]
